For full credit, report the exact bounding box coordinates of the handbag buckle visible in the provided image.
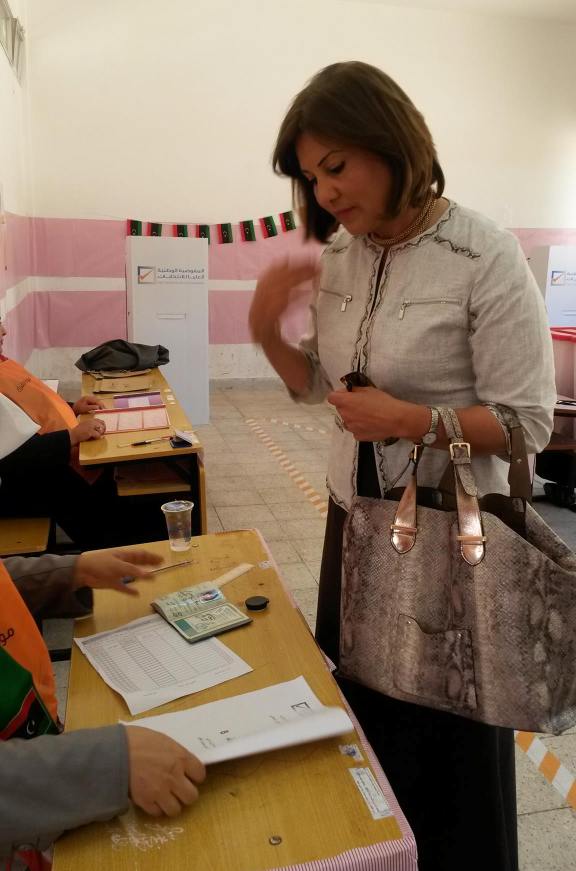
[449,441,471,460]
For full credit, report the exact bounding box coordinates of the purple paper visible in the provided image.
[113,391,163,409]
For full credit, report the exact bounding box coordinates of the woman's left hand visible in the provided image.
[327,387,404,441]
[73,395,105,414]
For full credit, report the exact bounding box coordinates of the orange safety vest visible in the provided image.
[0,358,77,434]
[0,560,58,722]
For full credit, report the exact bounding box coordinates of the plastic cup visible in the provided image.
[161,500,194,551]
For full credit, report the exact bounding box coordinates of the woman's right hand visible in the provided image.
[249,259,319,344]
[69,418,105,446]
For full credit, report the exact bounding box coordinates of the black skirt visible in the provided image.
[316,491,519,871]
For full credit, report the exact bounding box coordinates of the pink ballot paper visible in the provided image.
[94,406,169,433]
[113,391,163,409]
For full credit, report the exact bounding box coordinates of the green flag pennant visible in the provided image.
[217,223,233,244]
[128,219,142,236]
[260,216,278,238]
[128,212,297,242]
[279,210,296,232]
[239,219,256,242]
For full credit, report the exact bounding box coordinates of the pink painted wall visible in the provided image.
[2,213,319,361]
[511,228,576,258]
[2,212,576,364]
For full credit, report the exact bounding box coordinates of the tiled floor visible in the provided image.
[49,379,576,870]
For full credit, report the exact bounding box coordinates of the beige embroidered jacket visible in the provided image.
[292,201,556,509]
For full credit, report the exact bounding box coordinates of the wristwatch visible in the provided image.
[421,406,439,446]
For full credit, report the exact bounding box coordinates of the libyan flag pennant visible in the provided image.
[174,224,188,237]
[279,210,296,231]
[260,216,278,238]
[196,225,211,243]
[239,220,256,242]
[149,223,162,236]
[128,219,142,236]
[217,223,233,244]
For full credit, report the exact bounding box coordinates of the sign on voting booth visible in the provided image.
[530,245,576,328]
[126,237,209,424]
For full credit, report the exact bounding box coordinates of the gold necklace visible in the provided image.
[371,192,436,246]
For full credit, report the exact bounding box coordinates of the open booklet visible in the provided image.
[153,580,251,643]
[123,676,354,764]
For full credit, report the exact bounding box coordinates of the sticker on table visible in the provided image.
[339,743,364,762]
[349,767,392,819]
[258,560,272,570]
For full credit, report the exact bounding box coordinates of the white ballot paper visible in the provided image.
[123,676,354,764]
[75,614,252,715]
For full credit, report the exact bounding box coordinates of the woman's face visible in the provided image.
[296,132,394,236]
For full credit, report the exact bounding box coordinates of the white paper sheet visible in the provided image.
[0,395,40,459]
[123,676,354,764]
[75,614,252,715]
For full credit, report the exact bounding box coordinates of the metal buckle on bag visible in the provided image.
[449,441,471,460]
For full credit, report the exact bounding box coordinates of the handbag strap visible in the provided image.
[436,407,486,565]
[437,406,477,496]
[389,403,531,565]
[487,404,533,500]
[391,408,486,566]
[437,404,532,500]
[390,445,423,554]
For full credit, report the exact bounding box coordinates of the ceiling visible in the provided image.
[342,0,576,24]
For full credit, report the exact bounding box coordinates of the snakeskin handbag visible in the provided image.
[339,407,576,734]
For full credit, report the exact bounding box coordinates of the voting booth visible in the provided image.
[530,245,576,328]
[126,237,209,425]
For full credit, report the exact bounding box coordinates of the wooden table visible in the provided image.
[0,517,50,556]
[52,531,416,871]
[79,369,206,534]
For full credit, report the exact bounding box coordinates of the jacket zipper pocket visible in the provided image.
[320,288,353,312]
[398,298,461,320]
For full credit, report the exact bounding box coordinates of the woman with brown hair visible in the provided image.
[249,61,555,870]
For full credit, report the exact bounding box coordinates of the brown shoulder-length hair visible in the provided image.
[273,61,445,243]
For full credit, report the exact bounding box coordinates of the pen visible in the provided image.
[118,436,173,447]
[150,560,194,574]
[121,559,194,584]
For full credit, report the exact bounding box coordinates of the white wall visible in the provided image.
[0,0,30,213]
[24,0,576,228]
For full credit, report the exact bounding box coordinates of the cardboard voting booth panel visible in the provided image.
[126,237,209,424]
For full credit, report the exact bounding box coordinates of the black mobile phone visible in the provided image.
[340,371,375,391]
[170,436,190,448]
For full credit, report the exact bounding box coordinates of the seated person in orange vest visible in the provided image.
[0,546,206,865]
[0,318,126,548]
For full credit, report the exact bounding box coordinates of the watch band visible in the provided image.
[422,406,439,445]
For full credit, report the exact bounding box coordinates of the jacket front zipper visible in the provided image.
[398,298,461,320]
